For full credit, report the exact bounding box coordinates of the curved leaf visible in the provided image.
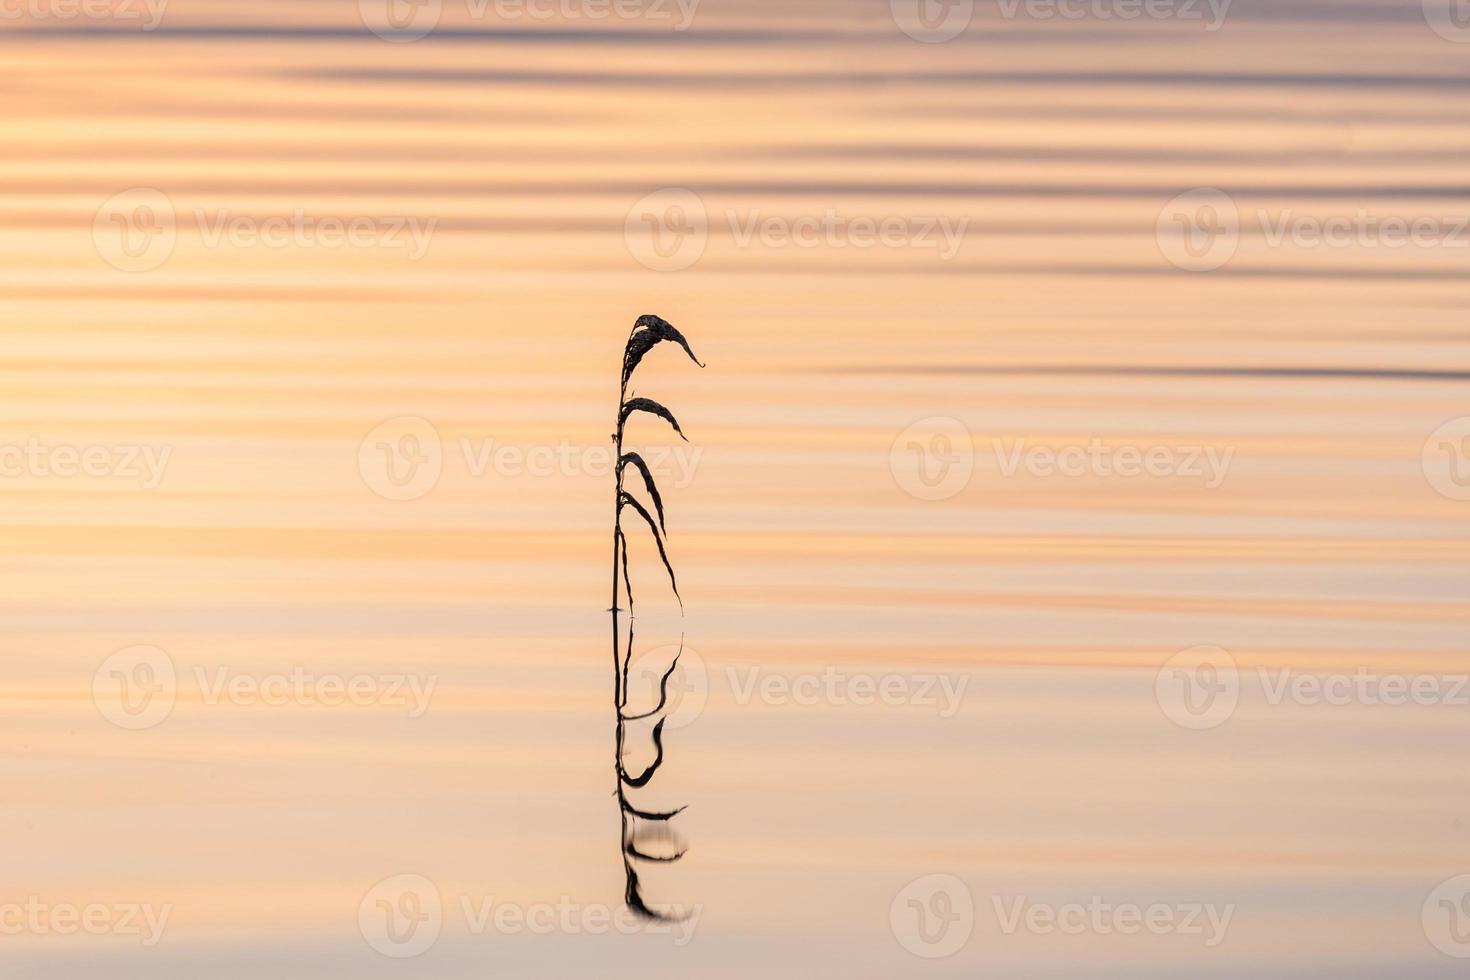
[619,452,665,532]
[619,491,680,602]
[623,314,704,388]
[619,397,687,441]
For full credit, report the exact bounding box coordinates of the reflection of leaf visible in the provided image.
[625,828,687,863]
[619,452,665,531]
[619,718,666,788]
[616,530,634,708]
[616,529,633,608]
[619,491,679,601]
[624,866,684,922]
[623,313,704,388]
[621,640,681,721]
[619,397,687,441]
[621,800,687,821]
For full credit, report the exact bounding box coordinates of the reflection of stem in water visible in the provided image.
[610,314,703,919]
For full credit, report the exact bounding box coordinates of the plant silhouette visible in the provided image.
[610,314,703,919]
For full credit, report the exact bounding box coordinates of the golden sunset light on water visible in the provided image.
[1,0,1468,975]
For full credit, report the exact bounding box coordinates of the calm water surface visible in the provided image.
[1,0,1468,975]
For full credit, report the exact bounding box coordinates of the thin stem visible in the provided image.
[612,359,632,903]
